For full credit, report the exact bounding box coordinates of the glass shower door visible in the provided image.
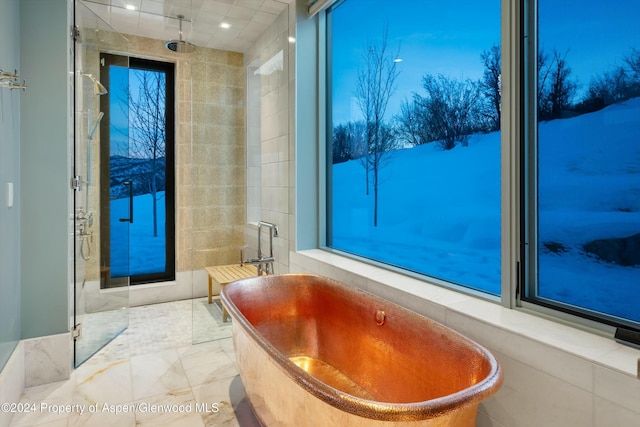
[73,1,129,367]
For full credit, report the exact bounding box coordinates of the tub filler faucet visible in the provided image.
[241,221,279,275]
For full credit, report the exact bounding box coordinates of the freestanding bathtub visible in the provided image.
[221,274,503,427]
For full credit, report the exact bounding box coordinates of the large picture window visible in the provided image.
[326,0,502,295]
[325,0,640,334]
[524,1,640,328]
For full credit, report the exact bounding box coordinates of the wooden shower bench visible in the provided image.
[205,264,258,322]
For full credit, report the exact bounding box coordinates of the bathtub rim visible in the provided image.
[222,273,504,422]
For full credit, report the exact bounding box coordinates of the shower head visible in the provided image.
[166,40,196,53]
[166,15,195,53]
[81,72,108,96]
[93,79,108,96]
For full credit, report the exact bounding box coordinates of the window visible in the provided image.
[523,1,640,330]
[100,54,176,285]
[324,0,640,335]
[326,0,502,295]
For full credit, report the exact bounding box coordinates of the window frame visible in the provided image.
[519,0,640,336]
[99,54,176,286]
[323,0,505,300]
[320,0,639,338]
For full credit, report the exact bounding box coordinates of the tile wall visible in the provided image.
[242,5,294,273]
[80,32,246,283]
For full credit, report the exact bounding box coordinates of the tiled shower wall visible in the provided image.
[84,34,246,278]
[243,5,294,273]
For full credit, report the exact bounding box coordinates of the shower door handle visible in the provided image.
[118,181,134,223]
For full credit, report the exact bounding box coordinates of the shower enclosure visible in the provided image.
[73,1,129,367]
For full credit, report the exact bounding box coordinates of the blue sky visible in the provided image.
[109,65,130,157]
[539,0,640,96]
[331,0,500,124]
[330,0,640,125]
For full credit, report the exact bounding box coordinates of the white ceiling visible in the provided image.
[81,0,290,53]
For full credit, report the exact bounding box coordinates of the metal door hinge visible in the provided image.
[71,176,82,191]
[72,323,82,340]
[72,25,81,42]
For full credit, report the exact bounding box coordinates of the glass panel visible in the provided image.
[327,0,502,295]
[530,1,640,326]
[104,57,175,285]
[107,63,132,280]
[74,0,129,367]
[191,2,290,344]
[126,67,168,277]
[0,0,20,372]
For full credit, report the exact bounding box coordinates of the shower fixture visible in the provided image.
[85,110,103,201]
[80,72,108,96]
[166,15,195,53]
[0,68,27,90]
[88,111,104,140]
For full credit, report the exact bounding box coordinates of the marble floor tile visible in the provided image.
[131,349,191,400]
[9,299,258,427]
[178,341,238,388]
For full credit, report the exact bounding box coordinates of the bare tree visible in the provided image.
[348,121,368,160]
[538,49,577,120]
[353,26,400,226]
[624,47,640,79]
[537,48,552,119]
[480,44,501,131]
[623,47,640,97]
[395,97,431,146]
[418,74,482,150]
[332,123,351,164]
[581,47,640,112]
[548,50,577,119]
[587,67,632,106]
[127,69,166,237]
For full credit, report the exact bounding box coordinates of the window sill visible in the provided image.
[291,249,640,380]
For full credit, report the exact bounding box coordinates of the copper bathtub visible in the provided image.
[221,274,503,427]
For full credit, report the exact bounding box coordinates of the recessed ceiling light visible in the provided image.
[220,22,231,29]
[125,4,136,11]
[288,36,296,43]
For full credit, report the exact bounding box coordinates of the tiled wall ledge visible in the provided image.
[82,270,209,310]
[290,249,640,427]
[24,333,71,388]
[0,342,25,427]
[128,270,208,307]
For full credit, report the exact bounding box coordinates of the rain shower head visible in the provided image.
[81,72,108,96]
[166,15,195,53]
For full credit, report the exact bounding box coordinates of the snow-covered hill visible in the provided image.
[332,98,640,320]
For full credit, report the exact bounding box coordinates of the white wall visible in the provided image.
[18,0,72,388]
[19,0,72,341]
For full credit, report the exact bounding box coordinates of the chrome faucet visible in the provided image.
[241,221,278,275]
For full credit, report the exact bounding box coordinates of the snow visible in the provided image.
[110,191,166,277]
[331,98,640,321]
